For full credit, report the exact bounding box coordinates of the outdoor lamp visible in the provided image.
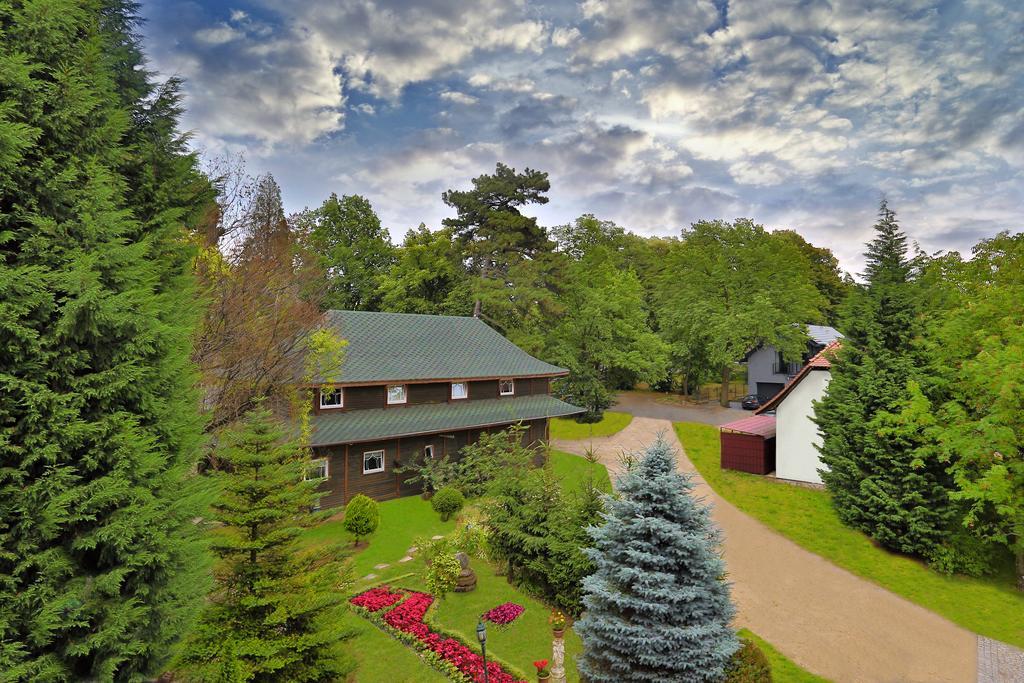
[476,618,490,683]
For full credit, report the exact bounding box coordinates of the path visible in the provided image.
[610,390,743,425]
[555,416,978,683]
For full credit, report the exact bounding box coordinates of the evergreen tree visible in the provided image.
[815,201,955,558]
[178,407,354,681]
[576,439,738,682]
[0,1,213,678]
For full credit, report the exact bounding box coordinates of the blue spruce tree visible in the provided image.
[576,437,738,682]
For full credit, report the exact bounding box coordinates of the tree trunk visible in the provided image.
[472,299,481,318]
[719,365,731,407]
[1016,548,1024,592]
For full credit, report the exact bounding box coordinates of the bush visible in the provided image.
[926,527,1001,577]
[431,486,465,521]
[425,553,462,600]
[725,638,772,682]
[343,494,379,545]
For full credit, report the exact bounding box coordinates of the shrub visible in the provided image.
[425,553,462,600]
[343,494,379,545]
[431,486,465,521]
[724,638,772,683]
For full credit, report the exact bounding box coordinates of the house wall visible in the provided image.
[313,417,550,508]
[775,369,831,484]
[746,345,793,396]
[314,377,553,413]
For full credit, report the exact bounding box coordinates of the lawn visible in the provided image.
[550,411,632,440]
[676,422,1024,648]
[738,629,831,683]
[549,449,613,495]
[343,609,448,682]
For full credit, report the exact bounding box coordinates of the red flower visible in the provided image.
[533,659,549,672]
[482,602,525,626]
[350,586,403,612]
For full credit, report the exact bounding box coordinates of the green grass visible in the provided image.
[676,422,1024,648]
[549,449,613,495]
[738,629,831,683]
[550,411,632,440]
[343,609,448,682]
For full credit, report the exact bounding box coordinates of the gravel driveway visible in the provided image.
[554,416,979,683]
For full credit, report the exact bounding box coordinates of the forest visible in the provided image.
[0,1,1021,681]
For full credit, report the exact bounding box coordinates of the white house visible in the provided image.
[754,342,839,485]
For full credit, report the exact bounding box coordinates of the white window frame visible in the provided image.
[425,444,435,459]
[363,449,385,474]
[386,384,407,405]
[319,387,343,409]
[451,382,468,400]
[305,457,329,480]
[499,378,515,396]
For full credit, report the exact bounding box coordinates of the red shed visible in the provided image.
[720,414,777,475]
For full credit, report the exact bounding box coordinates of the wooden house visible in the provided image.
[306,310,584,507]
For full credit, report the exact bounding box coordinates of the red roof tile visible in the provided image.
[720,414,777,438]
[755,341,840,414]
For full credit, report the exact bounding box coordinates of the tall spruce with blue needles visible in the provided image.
[576,438,738,682]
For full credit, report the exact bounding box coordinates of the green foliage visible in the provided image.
[0,1,215,678]
[431,486,466,521]
[343,494,380,545]
[394,448,460,495]
[576,438,738,682]
[816,201,956,560]
[377,225,473,315]
[450,425,537,497]
[297,193,396,310]
[656,218,825,404]
[177,407,355,682]
[724,638,773,683]
[425,553,463,600]
[775,229,851,326]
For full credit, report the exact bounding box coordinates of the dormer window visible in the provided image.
[319,387,343,409]
[386,384,407,405]
[451,382,468,400]
[499,379,515,396]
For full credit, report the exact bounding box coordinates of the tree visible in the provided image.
[377,225,472,315]
[193,172,324,435]
[656,219,824,406]
[775,230,851,325]
[576,438,738,681]
[815,201,956,559]
[551,214,629,261]
[442,163,563,347]
[178,407,354,681]
[0,1,214,678]
[343,494,380,546]
[922,232,1024,587]
[546,247,669,420]
[297,193,396,311]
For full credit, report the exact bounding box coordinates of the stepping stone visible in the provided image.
[407,547,418,554]
[363,573,377,580]
[374,563,389,570]
[431,535,444,540]
[398,556,414,563]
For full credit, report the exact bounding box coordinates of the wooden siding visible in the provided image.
[720,432,776,475]
[313,417,552,508]
[314,376,556,413]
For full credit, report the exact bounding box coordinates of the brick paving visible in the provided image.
[978,637,1024,683]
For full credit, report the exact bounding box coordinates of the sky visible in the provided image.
[141,0,1023,273]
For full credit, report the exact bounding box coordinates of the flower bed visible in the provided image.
[350,586,526,683]
[482,602,525,626]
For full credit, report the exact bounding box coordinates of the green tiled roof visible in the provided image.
[310,394,583,446]
[317,310,567,384]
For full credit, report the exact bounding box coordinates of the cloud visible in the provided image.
[440,91,479,106]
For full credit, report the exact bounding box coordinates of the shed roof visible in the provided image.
[315,310,568,384]
[720,414,777,438]
[310,394,583,446]
[756,341,840,414]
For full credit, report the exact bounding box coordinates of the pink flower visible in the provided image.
[482,602,525,626]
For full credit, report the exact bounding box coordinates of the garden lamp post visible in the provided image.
[476,618,490,683]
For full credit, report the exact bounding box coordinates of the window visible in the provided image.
[363,450,385,474]
[424,444,435,459]
[319,387,343,409]
[499,378,515,396]
[386,384,407,405]
[451,382,468,400]
[305,457,329,480]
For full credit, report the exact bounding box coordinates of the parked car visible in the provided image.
[740,394,761,410]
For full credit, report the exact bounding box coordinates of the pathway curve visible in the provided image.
[554,416,978,683]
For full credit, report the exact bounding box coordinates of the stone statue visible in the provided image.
[454,551,477,592]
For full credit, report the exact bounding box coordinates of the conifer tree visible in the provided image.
[815,201,955,557]
[0,1,214,678]
[178,407,354,681]
[576,438,738,682]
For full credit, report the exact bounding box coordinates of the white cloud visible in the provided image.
[440,91,479,105]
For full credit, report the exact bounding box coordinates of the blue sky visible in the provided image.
[141,0,1022,272]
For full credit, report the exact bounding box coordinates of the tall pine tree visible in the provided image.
[815,201,955,558]
[0,0,213,678]
[576,438,738,682]
[177,407,355,682]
